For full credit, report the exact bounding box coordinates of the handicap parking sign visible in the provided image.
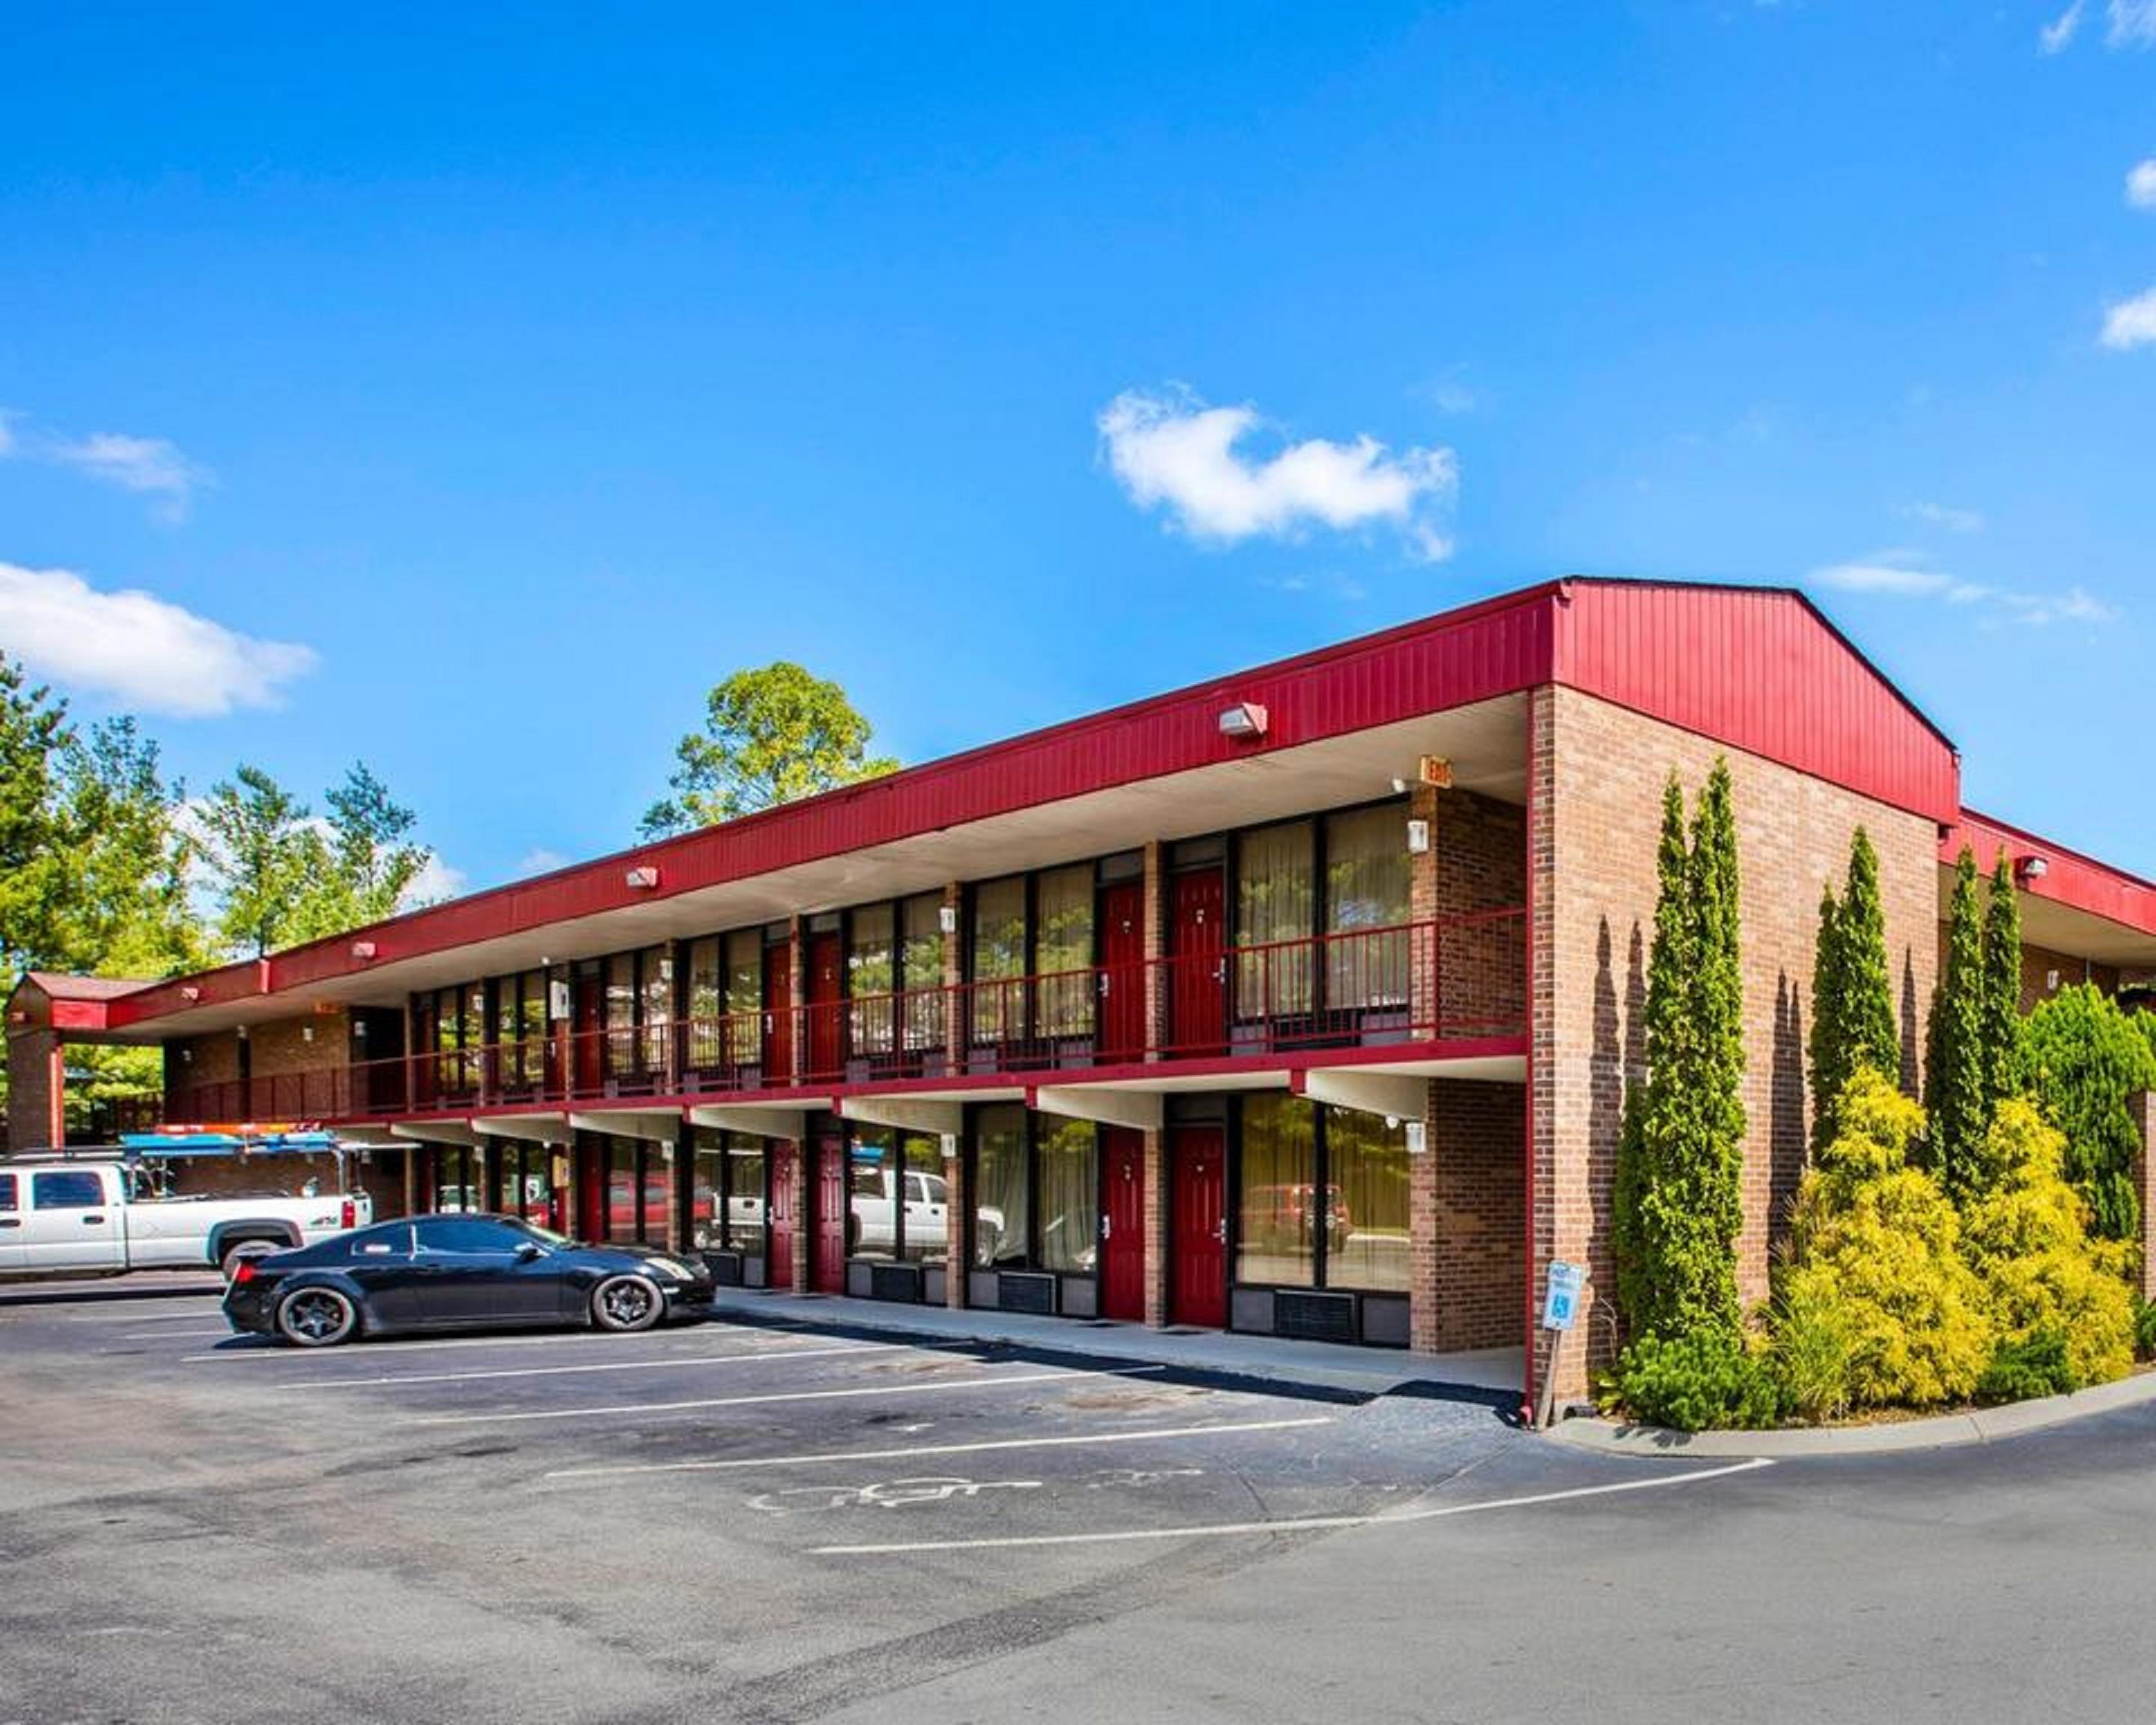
[1541,1261,1586,1331]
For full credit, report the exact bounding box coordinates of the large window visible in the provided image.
[1234,1095,1408,1292]
[491,970,549,1092]
[846,1128,945,1263]
[1324,804,1411,1010]
[1035,865,1094,1038]
[725,930,763,1066]
[691,1129,767,1252]
[969,1107,1099,1276]
[972,1104,1030,1267]
[602,947,672,1081]
[491,1143,557,1226]
[433,1144,481,1213]
[1236,821,1316,1017]
[901,892,945,1052]
[969,876,1027,1041]
[847,903,896,1055]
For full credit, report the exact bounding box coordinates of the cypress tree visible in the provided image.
[1809,828,1901,1151]
[1979,849,2024,1110]
[1925,848,1987,1198]
[1613,764,1746,1345]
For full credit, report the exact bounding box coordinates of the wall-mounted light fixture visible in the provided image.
[179,985,201,1003]
[1389,776,1408,797]
[1406,818,1432,855]
[940,1132,960,1163]
[350,940,378,961]
[624,865,660,890]
[2047,968,2062,992]
[301,1026,315,1044]
[1216,701,1268,740]
[1404,1121,1428,1155]
[1419,754,1455,788]
[180,1047,192,1064]
[938,903,959,935]
[2016,854,2050,883]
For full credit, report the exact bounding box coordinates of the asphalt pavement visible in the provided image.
[4,1274,2154,1724]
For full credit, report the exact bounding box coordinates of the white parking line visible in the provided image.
[275,1342,883,1390]
[119,1328,235,1340]
[811,1456,1779,1554]
[412,1363,1167,1428]
[183,1324,804,1363]
[544,1416,1338,1482]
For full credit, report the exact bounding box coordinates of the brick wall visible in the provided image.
[2134,1092,2156,1303]
[6,1027,61,1151]
[1431,788,1529,1038]
[1426,1077,1526,1351]
[2021,942,2119,1010]
[1534,684,1941,1397]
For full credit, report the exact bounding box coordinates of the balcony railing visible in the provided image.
[164,909,1526,1124]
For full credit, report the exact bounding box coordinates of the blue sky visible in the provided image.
[2,1,2153,895]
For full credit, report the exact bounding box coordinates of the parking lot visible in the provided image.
[0,1277,1777,1725]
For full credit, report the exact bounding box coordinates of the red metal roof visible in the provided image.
[93,576,1976,1029]
[1946,809,2156,937]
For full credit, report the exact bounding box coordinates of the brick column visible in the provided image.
[1142,1126,1169,1327]
[6,1025,61,1153]
[788,1139,811,1295]
[1527,685,1571,1407]
[2136,1092,2156,1303]
[669,1118,693,1254]
[942,883,963,1075]
[1408,785,1443,1354]
[786,917,806,1089]
[943,1136,967,1308]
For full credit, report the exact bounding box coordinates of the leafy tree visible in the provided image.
[1979,849,2025,1110]
[55,717,211,980]
[1924,848,1987,1197]
[310,762,430,937]
[0,653,75,978]
[2021,983,2156,1241]
[641,663,898,837]
[198,766,330,958]
[1613,762,1746,1345]
[1809,828,1901,1151]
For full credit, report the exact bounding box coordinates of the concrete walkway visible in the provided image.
[1550,1366,2156,1456]
[705,1285,1525,1404]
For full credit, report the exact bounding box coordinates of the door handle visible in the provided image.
[1212,962,1226,984]
[82,1214,108,1226]
[1213,1220,1227,1243]
[0,1217,19,1228]
[1100,1214,1111,1240]
[1097,974,1111,997]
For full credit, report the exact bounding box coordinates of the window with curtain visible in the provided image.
[639,1143,671,1244]
[724,931,762,1066]
[969,876,1026,1042]
[849,1130,896,1260]
[1236,821,1315,1017]
[1236,1093,1318,1287]
[902,1134,947,1265]
[1037,1118,1098,1273]
[639,947,672,1075]
[1325,804,1411,1009]
[605,955,637,1077]
[902,892,945,1052]
[1323,1108,1410,1292]
[1035,864,1094,1038]
[692,1131,723,1248]
[848,902,896,1055]
[726,1137,767,1250]
[972,1104,1029,1267]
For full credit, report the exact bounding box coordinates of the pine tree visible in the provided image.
[1925,848,1987,1199]
[1979,849,2024,1111]
[1613,763,1746,1345]
[1809,828,1901,1150]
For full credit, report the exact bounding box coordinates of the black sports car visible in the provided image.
[222,1212,715,1347]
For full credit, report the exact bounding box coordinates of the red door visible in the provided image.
[766,1140,797,1289]
[1169,1125,1227,1328]
[806,931,844,1083]
[1099,881,1146,1063]
[762,940,794,1083]
[1169,869,1227,1056]
[1100,1125,1146,1321]
[812,1131,847,1294]
[574,1142,606,1243]
[572,970,604,1096]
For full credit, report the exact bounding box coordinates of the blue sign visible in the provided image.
[1541,1260,1586,1331]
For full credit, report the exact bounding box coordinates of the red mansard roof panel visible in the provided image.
[1553,579,1961,827]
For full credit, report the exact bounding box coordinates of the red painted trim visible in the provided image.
[1521,688,1540,1423]
[1947,809,2156,937]
[49,1001,111,1033]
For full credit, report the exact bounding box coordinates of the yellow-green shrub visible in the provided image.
[1780,1071,1993,1408]
[1961,1100,2134,1391]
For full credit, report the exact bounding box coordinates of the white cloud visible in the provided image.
[2041,0,2086,49]
[1904,501,1985,535]
[517,847,570,875]
[1811,552,2117,627]
[2129,159,2156,208]
[1098,387,1457,562]
[2110,0,2156,44]
[2101,286,2156,348]
[402,853,466,908]
[46,432,210,520]
[0,561,317,717]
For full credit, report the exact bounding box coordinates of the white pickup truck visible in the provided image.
[0,1160,372,1280]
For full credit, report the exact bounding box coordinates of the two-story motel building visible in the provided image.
[11,577,2156,1404]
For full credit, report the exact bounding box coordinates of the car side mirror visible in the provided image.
[514,1242,545,1263]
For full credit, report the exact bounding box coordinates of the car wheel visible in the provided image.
[591,1274,663,1333]
[221,1239,276,1281]
[276,1286,359,1348]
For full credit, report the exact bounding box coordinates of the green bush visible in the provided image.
[1767,1271,1856,1424]
[1960,1100,2134,1392]
[1976,1330,2076,1405]
[1781,1071,1994,1408]
[2021,984,2156,1241]
[2133,1297,2156,1363]
[1604,1330,1780,1432]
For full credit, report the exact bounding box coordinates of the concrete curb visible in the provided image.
[1547,1368,2156,1457]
